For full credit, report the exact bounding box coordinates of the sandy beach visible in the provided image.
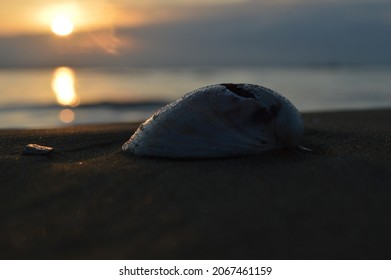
[1,109,390,259]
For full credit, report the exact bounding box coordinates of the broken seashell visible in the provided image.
[23,144,54,155]
[123,83,304,158]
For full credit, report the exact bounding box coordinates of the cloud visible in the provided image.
[117,0,391,66]
[0,0,390,67]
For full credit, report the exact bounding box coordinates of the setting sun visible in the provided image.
[51,16,74,36]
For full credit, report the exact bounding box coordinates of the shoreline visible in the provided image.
[1,108,391,259]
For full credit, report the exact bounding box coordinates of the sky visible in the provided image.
[1,0,391,67]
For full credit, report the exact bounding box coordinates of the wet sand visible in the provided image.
[1,109,391,259]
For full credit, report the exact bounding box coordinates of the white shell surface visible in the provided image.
[122,83,303,158]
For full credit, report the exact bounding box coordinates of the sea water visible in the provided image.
[0,66,390,128]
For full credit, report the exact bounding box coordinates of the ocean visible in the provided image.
[1,66,390,128]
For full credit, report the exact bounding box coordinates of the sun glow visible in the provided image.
[51,16,74,36]
[52,67,80,107]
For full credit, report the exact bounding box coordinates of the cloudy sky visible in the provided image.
[1,0,390,67]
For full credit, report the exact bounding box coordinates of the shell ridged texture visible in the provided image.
[123,83,303,158]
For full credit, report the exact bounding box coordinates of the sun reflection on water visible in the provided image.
[52,67,79,124]
[59,108,75,123]
[52,67,80,107]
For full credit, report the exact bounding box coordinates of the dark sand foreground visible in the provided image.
[1,109,391,259]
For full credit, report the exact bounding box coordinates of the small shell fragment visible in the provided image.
[23,144,54,155]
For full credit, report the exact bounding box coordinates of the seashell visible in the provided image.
[122,83,303,158]
[23,144,54,155]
